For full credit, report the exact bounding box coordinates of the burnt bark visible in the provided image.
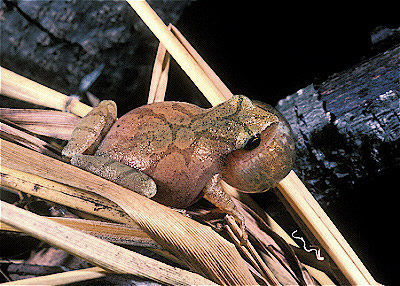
[276,45,400,205]
[0,0,190,114]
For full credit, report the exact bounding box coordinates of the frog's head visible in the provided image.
[221,98,295,193]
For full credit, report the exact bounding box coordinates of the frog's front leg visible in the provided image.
[62,100,157,198]
[62,100,117,157]
[203,174,248,244]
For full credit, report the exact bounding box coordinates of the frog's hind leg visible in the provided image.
[71,154,157,198]
[62,101,157,198]
[62,100,117,158]
[203,174,248,244]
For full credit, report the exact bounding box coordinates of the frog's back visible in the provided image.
[96,101,218,207]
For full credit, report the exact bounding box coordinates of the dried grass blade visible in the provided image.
[0,108,79,140]
[1,139,257,285]
[222,182,313,284]
[1,166,188,269]
[0,201,214,286]
[126,1,226,106]
[221,174,335,285]
[238,199,318,285]
[225,216,280,286]
[148,25,171,104]
[278,172,377,284]
[263,213,335,285]
[0,67,92,117]
[170,24,234,99]
[0,266,108,286]
[1,165,133,225]
[1,217,159,248]
[0,121,60,158]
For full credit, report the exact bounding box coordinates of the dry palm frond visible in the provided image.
[1,201,214,286]
[1,139,256,285]
[0,75,326,284]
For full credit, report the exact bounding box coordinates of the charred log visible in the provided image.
[0,0,190,114]
[276,45,399,206]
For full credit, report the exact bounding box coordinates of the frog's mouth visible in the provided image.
[222,120,295,193]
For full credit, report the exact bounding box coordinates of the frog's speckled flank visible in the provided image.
[63,95,295,232]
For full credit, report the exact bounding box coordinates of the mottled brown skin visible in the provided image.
[63,95,295,236]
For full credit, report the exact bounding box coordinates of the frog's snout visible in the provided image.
[222,117,295,193]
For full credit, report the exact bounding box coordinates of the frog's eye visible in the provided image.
[243,134,261,150]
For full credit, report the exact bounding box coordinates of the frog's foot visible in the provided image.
[62,100,117,158]
[71,154,157,198]
[203,174,248,245]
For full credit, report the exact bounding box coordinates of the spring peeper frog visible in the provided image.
[62,95,295,236]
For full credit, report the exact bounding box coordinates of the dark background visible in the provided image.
[173,2,398,285]
[1,0,398,284]
[171,3,391,105]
